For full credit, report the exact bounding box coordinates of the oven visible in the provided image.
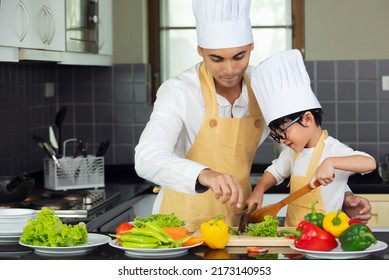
[0,188,121,225]
[66,0,99,53]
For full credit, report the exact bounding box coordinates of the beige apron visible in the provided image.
[284,130,328,227]
[159,63,264,232]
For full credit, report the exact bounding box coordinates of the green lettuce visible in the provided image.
[19,208,88,247]
[133,213,185,228]
[246,215,279,237]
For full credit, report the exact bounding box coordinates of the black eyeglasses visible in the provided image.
[269,114,304,143]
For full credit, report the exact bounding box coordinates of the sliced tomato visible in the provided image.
[116,222,135,241]
[247,246,269,255]
[283,253,304,259]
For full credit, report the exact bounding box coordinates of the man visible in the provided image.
[134,0,371,231]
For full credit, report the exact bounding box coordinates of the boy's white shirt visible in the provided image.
[265,136,374,213]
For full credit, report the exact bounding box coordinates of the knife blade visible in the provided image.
[32,135,60,168]
[32,134,73,185]
[96,140,110,157]
[49,125,58,150]
[237,202,257,235]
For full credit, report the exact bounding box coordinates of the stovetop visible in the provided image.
[0,189,121,223]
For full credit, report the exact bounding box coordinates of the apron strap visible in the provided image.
[293,130,329,179]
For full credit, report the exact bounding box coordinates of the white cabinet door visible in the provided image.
[44,0,65,51]
[98,0,113,55]
[0,0,21,47]
[19,0,65,51]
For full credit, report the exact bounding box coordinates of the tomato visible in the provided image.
[247,246,268,256]
[116,222,134,241]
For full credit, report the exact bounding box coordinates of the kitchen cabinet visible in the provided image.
[0,0,113,65]
[0,0,65,62]
[0,0,20,48]
[98,0,113,56]
[0,0,65,51]
[19,0,65,51]
[359,194,389,228]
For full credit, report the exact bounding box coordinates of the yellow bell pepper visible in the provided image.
[322,210,350,238]
[203,249,230,259]
[200,215,229,249]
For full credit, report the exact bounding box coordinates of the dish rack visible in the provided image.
[43,156,105,191]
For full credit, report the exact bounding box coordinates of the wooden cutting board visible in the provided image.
[193,227,294,247]
[225,234,293,246]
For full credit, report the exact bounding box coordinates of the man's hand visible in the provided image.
[197,169,244,208]
[343,192,372,223]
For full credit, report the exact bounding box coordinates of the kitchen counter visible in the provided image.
[26,164,389,232]
[2,164,389,260]
[1,230,388,260]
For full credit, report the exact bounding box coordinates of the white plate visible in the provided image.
[290,240,388,259]
[0,234,21,244]
[109,239,203,259]
[0,231,22,237]
[18,233,111,256]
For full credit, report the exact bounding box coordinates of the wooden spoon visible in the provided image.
[248,180,321,223]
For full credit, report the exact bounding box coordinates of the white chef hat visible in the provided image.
[251,49,321,126]
[192,0,253,49]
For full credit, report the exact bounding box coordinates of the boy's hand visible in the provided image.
[311,159,335,188]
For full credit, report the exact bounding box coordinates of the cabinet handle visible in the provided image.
[19,1,29,42]
[98,18,105,51]
[45,6,55,44]
[40,6,50,44]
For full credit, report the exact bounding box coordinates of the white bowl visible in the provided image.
[0,208,36,235]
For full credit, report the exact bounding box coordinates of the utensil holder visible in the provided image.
[43,156,105,191]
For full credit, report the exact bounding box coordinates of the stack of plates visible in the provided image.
[0,208,36,244]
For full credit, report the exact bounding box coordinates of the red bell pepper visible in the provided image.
[348,218,372,232]
[279,221,338,251]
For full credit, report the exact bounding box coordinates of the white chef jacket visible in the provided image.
[265,136,374,213]
[134,63,270,212]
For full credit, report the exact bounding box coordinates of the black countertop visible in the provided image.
[2,164,389,260]
[22,164,389,232]
[1,230,388,260]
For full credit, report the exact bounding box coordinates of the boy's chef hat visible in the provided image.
[251,49,321,126]
[193,0,253,49]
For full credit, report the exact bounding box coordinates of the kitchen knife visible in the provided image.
[74,139,88,182]
[32,135,73,185]
[237,202,257,235]
[78,139,88,158]
[96,140,110,157]
[32,135,61,168]
[87,141,111,183]
[55,106,67,157]
[49,125,59,151]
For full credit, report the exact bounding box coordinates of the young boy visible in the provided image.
[248,49,377,227]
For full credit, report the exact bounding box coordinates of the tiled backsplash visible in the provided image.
[0,62,152,176]
[1,59,389,176]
